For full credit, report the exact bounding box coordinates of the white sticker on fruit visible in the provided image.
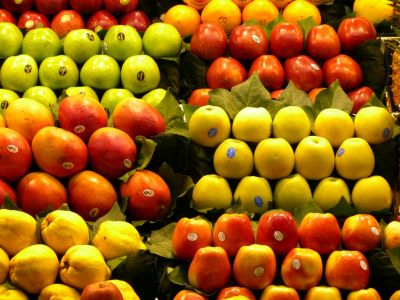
[360,260,368,271]
[123,159,132,168]
[273,230,284,242]
[74,125,85,134]
[62,162,74,169]
[143,189,155,197]
[7,145,18,153]
[292,258,301,270]
[218,231,225,242]
[252,34,261,44]
[371,226,380,236]
[208,128,217,137]
[61,14,71,22]
[25,20,34,29]
[187,232,198,242]
[254,266,265,276]
[311,63,320,71]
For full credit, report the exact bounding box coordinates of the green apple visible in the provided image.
[274,174,312,212]
[39,55,79,90]
[354,106,395,144]
[233,176,273,214]
[1,54,38,93]
[232,107,272,143]
[63,29,102,64]
[100,88,134,117]
[142,22,182,58]
[313,108,354,148]
[0,89,20,116]
[80,54,120,90]
[294,136,335,180]
[213,138,254,179]
[22,28,61,63]
[192,174,232,211]
[103,25,143,62]
[352,175,392,213]
[0,22,23,58]
[188,105,231,148]
[121,54,160,94]
[272,106,311,144]
[65,86,99,100]
[254,138,295,180]
[142,88,166,107]
[335,137,375,180]
[313,177,351,211]
[23,86,58,112]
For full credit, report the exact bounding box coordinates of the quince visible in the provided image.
[107,280,140,300]
[0,286,28,300]
[38,283,80,300]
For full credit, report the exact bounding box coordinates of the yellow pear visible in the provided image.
[0,286,28,300]
[41,210,90,255]
[92,220,147,260]
[0,248,8,284]
[38,283,80,300]
[0,209,39,256]
[59,245,111,290]
[107,279,140,300]
[9,244,59,294]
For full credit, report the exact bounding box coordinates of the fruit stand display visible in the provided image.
[0,0,399,299]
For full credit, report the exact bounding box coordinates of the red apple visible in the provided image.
[297,212,341,255]
[1,0,33,13]
[256,210,298,256]
[104,0,138,14]
[284,55,323,92]
[271,89,284,99]
[34,0,68,15]
[338,17,377,53]
[120,10,151,33]
[229,24,268,61]
[325,250,370,291]
[216,286,256,300]
[187,88,211,106]
[69,0,104,15]
[323,54,363,91]
[80,281,123,300]
[206,57,247,90]
[87,10,119,33]
[212,213,255,257]
[51,10,85,38]
[347,86,374,114]
[0,178,17,206]
[174,290,209,300]
[269,22,304,59]
[0,9,16,23]
[306,24,341,62]
[249,54,285,91]
[17,11,50,31]
[190,23,228,61]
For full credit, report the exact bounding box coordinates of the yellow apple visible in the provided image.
[354,106,395,144]
[383,221,400,250]
[213,138,254,179]
[313,177,351,211]
[272,106,311,144]
[352,175,392,213]
[304,286,342,300]
[189,105,231,147]
[274,174,313,212]
[232,106,272,143]
[254,138,295,179]
[335,137,375,180]
[347,288,381,300]
[313,108,354,147]
[233,176,273,214]
[294,136,335,180]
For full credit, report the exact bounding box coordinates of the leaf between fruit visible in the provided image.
[313,80,353,113]
[326,196,358,217]
[146,222,176,260]
[293,200,324,226]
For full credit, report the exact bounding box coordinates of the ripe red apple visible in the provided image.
[0,178,17,206]
[325,250,370,291]
[298,212,341,255]
[87,10,119,33]
[190,23,228,61]
[256,210,298,256]
[216,286,256,300]
[269,22,304,59]
[338,17,377,53]
[104,0,138,14]
[120,10,151,33]
[0,9,16,23]
[347,86,374,113]
[80,281,123,300]
[229,24,268,61]
[69,0,104,15]
[34,0,68,15]
[249,54,285,91]
[284,55,323,92]
[206,57,247,90]
[187,88,211,106]
[212,213,255,257]
[17,11,50,31]
[271,89,284,99]
[306,24,341,62]
[323,54,363,91]
[51,10,85,38]
[1,0,33,13]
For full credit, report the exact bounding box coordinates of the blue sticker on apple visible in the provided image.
[208,128,217,137]
[227,147,235,158]
[383,128,390,139]
[337,148,345,157]
[254,196,263,207]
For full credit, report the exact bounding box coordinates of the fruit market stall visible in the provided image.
[0,0,399,299]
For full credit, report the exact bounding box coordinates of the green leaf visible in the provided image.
[326,197,358,217]
[313,80,353,113]
[265,15,285,39]
[298,16,317,40]
[279,81,312,107]
[158,163,194,199]
[107,256,127,272]
[146,222,176,259]
[155,91,186,131]
[181,103,199,124]
[362,93,387,109]
[263,99,286,119]
[387,247,400,273]
[1,196,21,210]
[118,196,129,214]
[0,281,18,290]
[293,200,323,226]
[208,88,238,119]
[168,264,188,287]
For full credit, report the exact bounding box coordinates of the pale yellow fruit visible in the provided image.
[313,177,351,211]
[41,210,90,255]
[254,138,295,179]
[294,136,335,180]
[272,106,311,144]
[352,175,392,213]
[304,286,342,300]
[274,174,312,212]
[9,244,59,294]
[59,245,111,289]
[107,279,140,300]
[0,248,8,284]
[38,283,80,300]
[233,176,273,214]
[383,221,400,250]
[232,107,272,143]
[354,106,395,144]
[0,209,39,256]
[353,0,394,24]
[192,174,232,211]
[313,108,354,148]
[213,138,254,179]
[335,137,375,180]
[0,286,28,300]
[189,105,231,147]
[92,220,147,260]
